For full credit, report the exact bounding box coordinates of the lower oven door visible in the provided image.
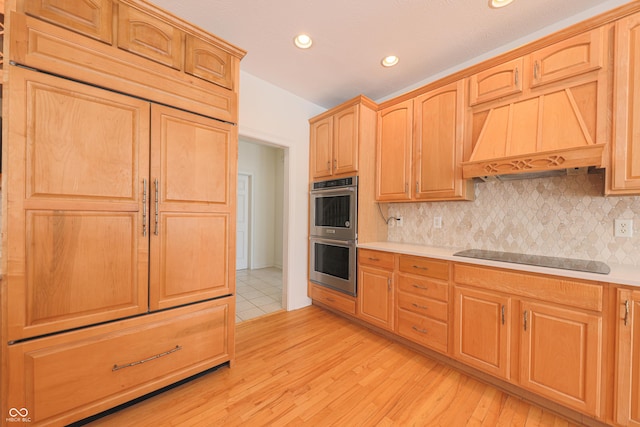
[309,237,356,296]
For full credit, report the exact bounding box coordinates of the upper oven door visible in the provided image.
[310,187,357,240]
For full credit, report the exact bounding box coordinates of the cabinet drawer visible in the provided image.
[397,309,448,354]
[7,299,231,425]
[397,273,449,302]
[359,249,395,270]
[397,291,448,322]
[398,255,449,280]
[117,3,183,69]
[311,284,356,315]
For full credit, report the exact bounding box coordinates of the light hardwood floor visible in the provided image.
[85,305,580,426]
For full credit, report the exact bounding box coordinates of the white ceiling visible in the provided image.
[153,0,631,109]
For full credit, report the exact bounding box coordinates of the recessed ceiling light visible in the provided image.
[489,0,514,8]
[294,34,313,49]
[381,55,399,67]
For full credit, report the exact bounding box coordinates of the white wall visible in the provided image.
[238,71,324,310]
[238,140,283,270]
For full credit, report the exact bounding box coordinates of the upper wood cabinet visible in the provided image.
[608,11,640,195]
[24,0,114,43]
[377,80,472,202]
[414,80,472,201]
[309,97,375,180]
[376,99,413,201]
[469,57,524,106]
[615,287,640,426]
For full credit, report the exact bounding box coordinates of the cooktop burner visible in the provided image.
[453,249,610,275]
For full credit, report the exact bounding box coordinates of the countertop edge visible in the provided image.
[357,241,640,288]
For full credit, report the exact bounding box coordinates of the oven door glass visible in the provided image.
[314,195,351,228]
[310,188,357,240]
[309,238,356,296]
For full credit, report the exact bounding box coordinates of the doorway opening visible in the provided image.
[235,138,286,322]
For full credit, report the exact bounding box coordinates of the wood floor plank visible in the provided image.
[84,306,586,426]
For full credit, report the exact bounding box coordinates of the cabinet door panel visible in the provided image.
[358,265,393,330]
[414,80,467,199]
[185,34,234,90]
[616,288,640,426]
[454,287,510,380]
[520,301,601,417]
[149,105,236,310]
[333,105,358,175]
[469,57,523,105]
[310,117,333,179]
[6,68,150,341]
[376,100,412,201]
[610,13,640,193]
[24,0,113,43]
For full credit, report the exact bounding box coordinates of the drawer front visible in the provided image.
[7,299,231,425]
[397,273,449,302]
[311,284,356,315]
[359,248,395,270]
[398,255,449,280]
[397,291,448,322]
[397,309,448,354]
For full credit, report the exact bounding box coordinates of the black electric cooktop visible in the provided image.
[453,249,611,275]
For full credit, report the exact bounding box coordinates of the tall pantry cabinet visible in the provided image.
[1,1,245,424]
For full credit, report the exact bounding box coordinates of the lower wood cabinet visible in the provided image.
[357,249,395,331]
[519,300,602,417]
[5,298,233,426]
[616,288,640,426]
[454,286,511,380]
[310,283,356,315]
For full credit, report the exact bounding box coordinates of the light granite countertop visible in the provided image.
[357,241,640,288]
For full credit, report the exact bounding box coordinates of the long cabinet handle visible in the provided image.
[515,67,519,86]
[523,310,528,331]
[501,305,505,325]
[326,161,330,171]
[387,278,391,291]
[154,178,159,236]
[624,300,630,326]
[142,179,147,236]
[534,61,539,80]
[412,265,429,271]
[112,345,181,371]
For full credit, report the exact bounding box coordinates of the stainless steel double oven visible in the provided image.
[309,176,357,296]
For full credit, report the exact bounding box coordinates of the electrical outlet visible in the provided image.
[396,216,403,227]
[615,219,633,237]
[434,216,442,229]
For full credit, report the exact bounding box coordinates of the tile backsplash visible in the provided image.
[387,172,640,266]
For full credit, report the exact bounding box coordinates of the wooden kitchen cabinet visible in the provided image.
[358,249,395,331]
[310,97,375,180]
[414,80,473,201]
[310,283,356,316]
[615,287,640,426]
[608,11,640,195]
[376,99,413,201]
[469,57,524,106]
[454,286,511,380]
[377,80,472,202]
[519,300,602,417]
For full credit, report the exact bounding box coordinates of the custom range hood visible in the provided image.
[461,80,607,181]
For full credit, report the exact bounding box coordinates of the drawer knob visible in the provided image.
[112,345,182,371]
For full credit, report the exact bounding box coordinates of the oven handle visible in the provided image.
[309,236,356,246]
[310,187,356,196]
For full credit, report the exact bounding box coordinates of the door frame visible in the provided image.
[236,172,252,270]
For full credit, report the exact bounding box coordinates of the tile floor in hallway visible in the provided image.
[236,267,283,323]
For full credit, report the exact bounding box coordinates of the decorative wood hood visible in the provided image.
[461,82,607,179]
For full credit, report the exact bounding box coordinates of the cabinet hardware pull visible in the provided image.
[142,179,147,236]
[368,257,380,261]
[624,300,630,326]
[523,310,528,331]
[534,61,539,80]
[333,159,337,169]
[326,297,335,303]
[412,326,428,334]
[405,182,409,195]
[415,181,419,194]
[154,179,159,236]
[327,161,330,171]
[515,67,519,86]
[412,265,429,271]
[412,284,428,290]
[388,278,391,291]
[501,305,505,325]
[112,345,182,371]
[412,303,428,310]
